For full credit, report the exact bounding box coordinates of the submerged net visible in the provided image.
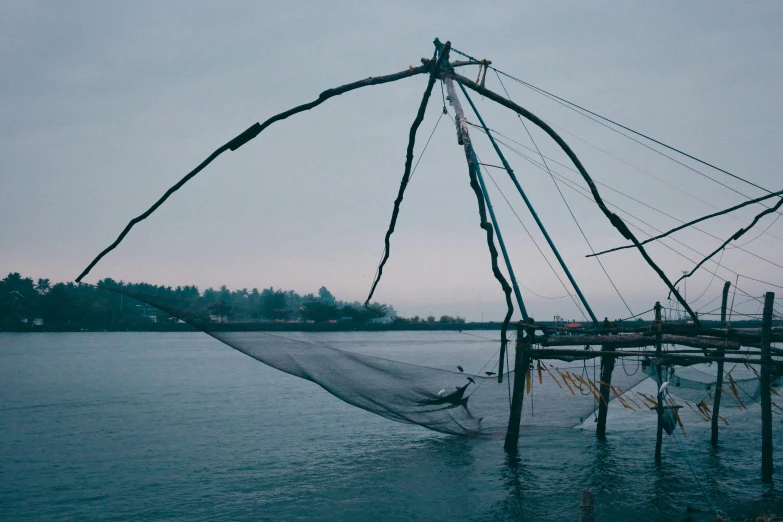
[111,286,654,437]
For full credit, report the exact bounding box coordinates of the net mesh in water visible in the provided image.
[112,287,655,437]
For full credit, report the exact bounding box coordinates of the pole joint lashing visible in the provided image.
[227,122,263,151]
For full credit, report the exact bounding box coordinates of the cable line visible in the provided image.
[488,132,783,292]
[494,70,635,318]
[466,119,783,273]
[451,46,772,196]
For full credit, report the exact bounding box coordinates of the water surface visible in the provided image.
[2,332,781,521]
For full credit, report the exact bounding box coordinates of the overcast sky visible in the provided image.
[2,1,782,321]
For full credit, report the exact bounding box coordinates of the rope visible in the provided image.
[689,250,725,305]
[493,70,635,318]
[658,389,725,518]
[451,46,773,198]
[488,135,783,295]
[490,118,783,246]
[449,112,583,309]
[476,125,783,277]
[621,356,640,376]
[479,160,582,306]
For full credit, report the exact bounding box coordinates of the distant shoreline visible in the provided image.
[1,319,762,333]
[0,322,504,333]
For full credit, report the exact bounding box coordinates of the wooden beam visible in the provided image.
[541,333,741,351]
[526,348,779,367]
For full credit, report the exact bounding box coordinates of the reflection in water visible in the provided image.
[496,453,534,520]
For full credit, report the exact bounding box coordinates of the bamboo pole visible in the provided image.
[77,58,437,283]
[761,291,775,481]
[505,323,531,453]
[443,75,516,381]
[712,281,731,447]
[654,302,664,464]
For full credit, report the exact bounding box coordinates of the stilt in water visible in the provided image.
[711,281,731,447]
[596,339,615,439]
[654,302,664,464]
[505,321,532,453]
[579,490,595,522]
[761,291,775,481]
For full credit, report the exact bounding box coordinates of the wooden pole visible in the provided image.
[712,281,731,447]
[720,281,731,328]
[761,291,775,481]
[579,490,595,522]
[654,302,664,464]
[596,341,615,439]
[505,322,531,453]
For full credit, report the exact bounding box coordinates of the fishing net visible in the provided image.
[646,360,783,415]
[111,287,650,437]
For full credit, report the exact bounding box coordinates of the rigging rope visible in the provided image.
[451,46,772,199]
[469,119,783,274]
[488,133,783,294]
[546,121,783,245]
[493,70,635,319]
[476,153,588,316]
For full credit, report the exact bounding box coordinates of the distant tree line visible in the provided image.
[0,272,401,329]
[393,314,465,325]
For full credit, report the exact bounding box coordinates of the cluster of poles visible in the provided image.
[73,39,782,484]
[505,287,780,483]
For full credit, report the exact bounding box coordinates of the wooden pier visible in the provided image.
[503,293,779,479]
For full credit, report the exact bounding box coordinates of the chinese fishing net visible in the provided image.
[107,286,653,437]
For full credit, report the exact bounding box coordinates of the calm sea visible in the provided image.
[2,332,782,521]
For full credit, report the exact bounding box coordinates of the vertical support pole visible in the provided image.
[761,291,775,482]
[505,322,531,453]
[712,281,731,447]
[579,490,595,522]
[654,301,664,464]
[596,343,615,439]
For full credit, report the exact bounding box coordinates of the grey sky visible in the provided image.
[2,1,782,322]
